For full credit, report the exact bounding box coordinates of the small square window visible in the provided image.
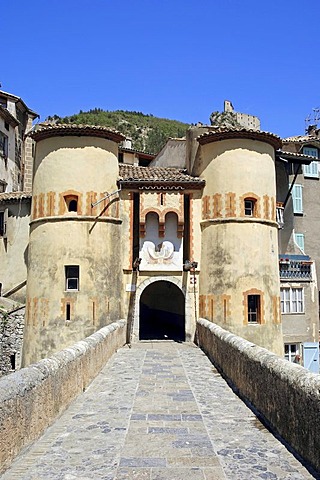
[65,265,79,291]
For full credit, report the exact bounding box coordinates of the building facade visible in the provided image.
[0,91,319,372]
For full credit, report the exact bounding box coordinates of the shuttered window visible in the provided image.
[291,184,303,214]
[303,147,319,178]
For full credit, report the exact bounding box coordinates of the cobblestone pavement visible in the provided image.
[1,342,317,480]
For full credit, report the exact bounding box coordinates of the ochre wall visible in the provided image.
[196,138,283,355]
[23,135,123,365]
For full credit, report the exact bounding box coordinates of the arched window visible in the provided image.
[64,195,78,213]
[144,212,161,249]
[68,199,78,212]
[164,212,181,251]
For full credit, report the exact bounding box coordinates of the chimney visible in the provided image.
[123,138,132,149]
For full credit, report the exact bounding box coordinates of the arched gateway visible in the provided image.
[131,276,194,342]
[140,281,185,341]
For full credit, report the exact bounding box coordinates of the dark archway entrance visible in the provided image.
[139,281,185,341]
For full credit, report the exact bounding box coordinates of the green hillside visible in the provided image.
[46,109,190,154]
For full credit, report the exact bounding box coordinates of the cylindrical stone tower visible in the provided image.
[194,128,283,355]
[23,125,124,365]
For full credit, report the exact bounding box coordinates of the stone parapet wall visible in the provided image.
[196,318,320,474]
[0,319,127,475]
[0,308,25,377]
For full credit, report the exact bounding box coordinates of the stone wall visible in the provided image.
[196,318,320,474]
[0,319,127,475]
[0,308,24,377]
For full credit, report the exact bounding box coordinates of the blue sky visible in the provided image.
[2,0,320,138]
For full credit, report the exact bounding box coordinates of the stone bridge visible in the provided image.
[0,319,319,479]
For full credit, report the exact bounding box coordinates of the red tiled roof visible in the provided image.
[28,124,125,143]
[119,146,156,159]
[276,150,316,163]
[118,165,205,189]
[283,135,320,144]
[0,191,32,203]
[197,126,282,149]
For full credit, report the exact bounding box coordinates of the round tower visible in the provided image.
[22,125,124,365]
[194,128,283,355]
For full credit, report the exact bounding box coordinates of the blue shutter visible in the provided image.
[292,185,303,213]
[303,343,319,373]
[294,233,305,252]
[303,147,319,177]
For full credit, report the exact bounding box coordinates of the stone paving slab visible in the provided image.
[1,342,317,480]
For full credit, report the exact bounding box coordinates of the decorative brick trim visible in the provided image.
[159,222,165,238]
[202,195,211,219]
[212,193,222,218]
[128,193,134,269]
[40,298,49,327]
[46,192,55,217]
[177,222,184,238]
[221,294,231,322]
[208,294,215,320]
[99,192,110,217]
[32,195,38,220]
[140,207,161,224]
[263,195,270,220]
[271,197,276,221]
[32,298,38,327]
[242,288,265,325]
[272,295,281,324]
[91,297,98,325]
[225,192,236,217]
[86,192,97,216]
[38,193,45,218]
[199,294,207,318]
[189,194,194,261]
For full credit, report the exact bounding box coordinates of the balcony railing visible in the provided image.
[279,256,312,280]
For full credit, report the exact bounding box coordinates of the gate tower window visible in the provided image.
[65,265,79,291]
[247,295,261,323]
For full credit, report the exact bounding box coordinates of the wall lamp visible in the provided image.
[133,257,142,271]
[183,260,198,271]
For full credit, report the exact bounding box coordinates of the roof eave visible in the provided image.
[118,180,205,190]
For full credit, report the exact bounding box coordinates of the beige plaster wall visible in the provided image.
[0,201,30,302]
[33,136,119,195]
[0,320,126,475]
[23,135,122,365]
[195,138,283,355]
[150,139,187,168]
